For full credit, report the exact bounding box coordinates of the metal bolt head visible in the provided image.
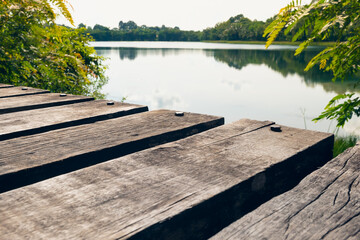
[22,87,28,90]
[107,101,115,106]
[60,93,67,97]
[175,112,184,117]
[271,125,282,132]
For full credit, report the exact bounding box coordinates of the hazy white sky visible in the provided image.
[60,0,310,30]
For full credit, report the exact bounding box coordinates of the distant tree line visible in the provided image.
[82,20,201,41]
[80,14,347,42]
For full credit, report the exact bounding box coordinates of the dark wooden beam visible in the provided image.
[0,83,14,88]
[211,143,360,240]
[0,93,94,114]
[0,110,224,193]
[0,100,148,141]
[0,86,49,98]
[0,119,333,239]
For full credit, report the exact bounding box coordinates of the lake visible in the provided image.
[91,41,360,136]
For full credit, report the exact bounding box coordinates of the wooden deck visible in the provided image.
[0,109,223,193]
[0,86,49,98]
[0,83,13,88]
[0,100,148,140]
[0,93,93,114]
[0,86,346,239]
[211,142,360,240]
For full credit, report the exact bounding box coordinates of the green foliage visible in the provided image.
[264,0,360,127]
[333,135,358,157]
[84,13,346,42]
[0,0,107,98]
[86,22,202,41]
[313,93,360,126]
[86,15,274,42]
[203,14,266,41]
[83,12,351,43]
[118,20,137,31]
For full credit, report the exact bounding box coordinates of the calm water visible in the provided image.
[91,41,360,136]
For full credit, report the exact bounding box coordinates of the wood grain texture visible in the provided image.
[0,93,94,114]
[0,100,148,141]
[0,84,13,88]
[0,119,333,240]
[211,143,360,240]
[0,110,223,192]
[0,86,49,98]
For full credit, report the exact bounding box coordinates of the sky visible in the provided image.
[59,0,311,31]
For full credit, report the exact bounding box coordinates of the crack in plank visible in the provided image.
[327,176,358,220]
[284,171,346,234]
[333,192,338,206]
[320,211,360,239]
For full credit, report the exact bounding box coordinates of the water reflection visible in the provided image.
[96,47,359,95]
[210,49,360,94]
[95,45,360,136]
[95,47,202,60]
[119,48,137,60]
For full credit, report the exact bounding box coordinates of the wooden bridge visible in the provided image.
[0,83,358,239]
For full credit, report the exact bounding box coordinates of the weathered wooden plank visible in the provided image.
[0,83,13,88]
[0,110,223,193]
[211,143,360,240]
[0,93,94,114]
[0,119,333,240]
[0,86,49,98]
[0,100,148,141]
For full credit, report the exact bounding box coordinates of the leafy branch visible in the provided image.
[0,0,107,98]
[264,0,360,127]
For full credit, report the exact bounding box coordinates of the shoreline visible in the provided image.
[202,40,335,46]
[90,40,335,47]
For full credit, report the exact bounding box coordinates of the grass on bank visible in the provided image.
[202,40,335,47]
[333,135,358,158]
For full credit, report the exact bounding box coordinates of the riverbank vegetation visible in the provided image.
[333,135,358,157]
[0,0,107,98]
[203,40,336,47]
[81,13,352,43]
